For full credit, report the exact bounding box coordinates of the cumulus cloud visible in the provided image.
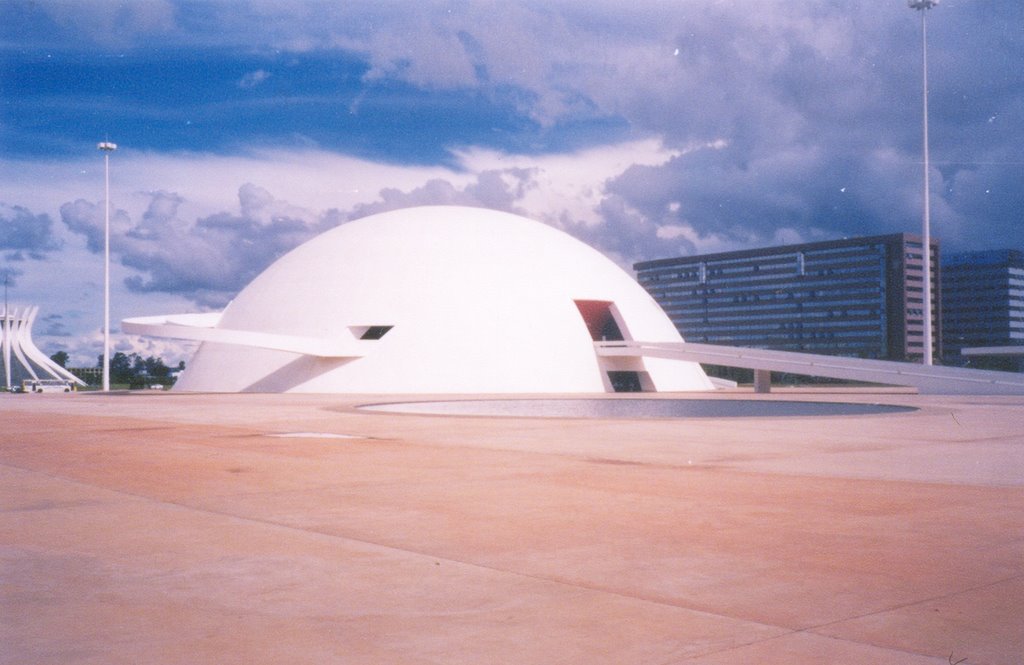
[0,265,23,289]
[38,312,72,338]
[59,173,533,308]
[238,69,271,88]
[48,136,713,306]
[11,1,1024,256]
[244,5,1017,250]
[318,3,1023,250]
[23,0,177,49]
[60,184,342,308]
[0,203,62,286]
[0,203,62,258]
[49,324,194,369]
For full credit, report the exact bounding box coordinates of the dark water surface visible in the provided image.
[359,398,917,419]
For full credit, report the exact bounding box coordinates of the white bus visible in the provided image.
[17,379,74,393]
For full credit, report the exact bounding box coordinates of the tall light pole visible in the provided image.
[98,140,117,391]
[909,0,938,365]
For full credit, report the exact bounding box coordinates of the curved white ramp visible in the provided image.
[597,341,1024,395]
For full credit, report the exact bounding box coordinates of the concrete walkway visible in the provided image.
[2,390,1022,664]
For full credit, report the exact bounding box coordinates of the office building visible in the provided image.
[942,249,1024,371]
[634,233,940,362]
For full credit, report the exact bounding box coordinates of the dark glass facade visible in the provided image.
[942,249,1024,370]
[634,233,941,362]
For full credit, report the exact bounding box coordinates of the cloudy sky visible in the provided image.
[1,0,1022,366]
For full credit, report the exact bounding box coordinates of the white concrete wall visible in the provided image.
[167,206,712,393]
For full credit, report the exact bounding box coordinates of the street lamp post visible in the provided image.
[97,141,117,391]
[909,0,938,365]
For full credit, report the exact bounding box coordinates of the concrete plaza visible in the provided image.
[2,390,1022,664]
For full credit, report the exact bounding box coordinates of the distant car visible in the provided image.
[19,379,73,393]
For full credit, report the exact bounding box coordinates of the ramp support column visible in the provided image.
[754,369,772,394]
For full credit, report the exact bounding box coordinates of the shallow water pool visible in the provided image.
[359,398,917,419]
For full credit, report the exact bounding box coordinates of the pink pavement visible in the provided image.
[2,390,1022,664]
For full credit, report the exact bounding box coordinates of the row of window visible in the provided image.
[639,246,885,274]
[650,279,885,298]
[671,307,884,322]
[672,318,888,334]
[639,262,887,286]
[691,333,884,345]
[945,307,1024,317]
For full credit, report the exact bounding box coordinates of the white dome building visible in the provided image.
[124,206,712,394]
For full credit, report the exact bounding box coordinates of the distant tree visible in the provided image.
[98,352,133,384]
[144,356,171,379]
[95,352,181,388]
[50,350,69,368]
[112,352,134,384]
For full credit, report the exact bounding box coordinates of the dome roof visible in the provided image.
[172,205,711,393]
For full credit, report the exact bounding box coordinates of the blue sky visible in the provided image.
[1,0,1022,365]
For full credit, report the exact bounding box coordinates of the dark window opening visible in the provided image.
[359,326,393,340]
[608,371,643,393]
[575,300,625,341]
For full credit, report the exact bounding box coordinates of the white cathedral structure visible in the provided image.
[2,306,85,391]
